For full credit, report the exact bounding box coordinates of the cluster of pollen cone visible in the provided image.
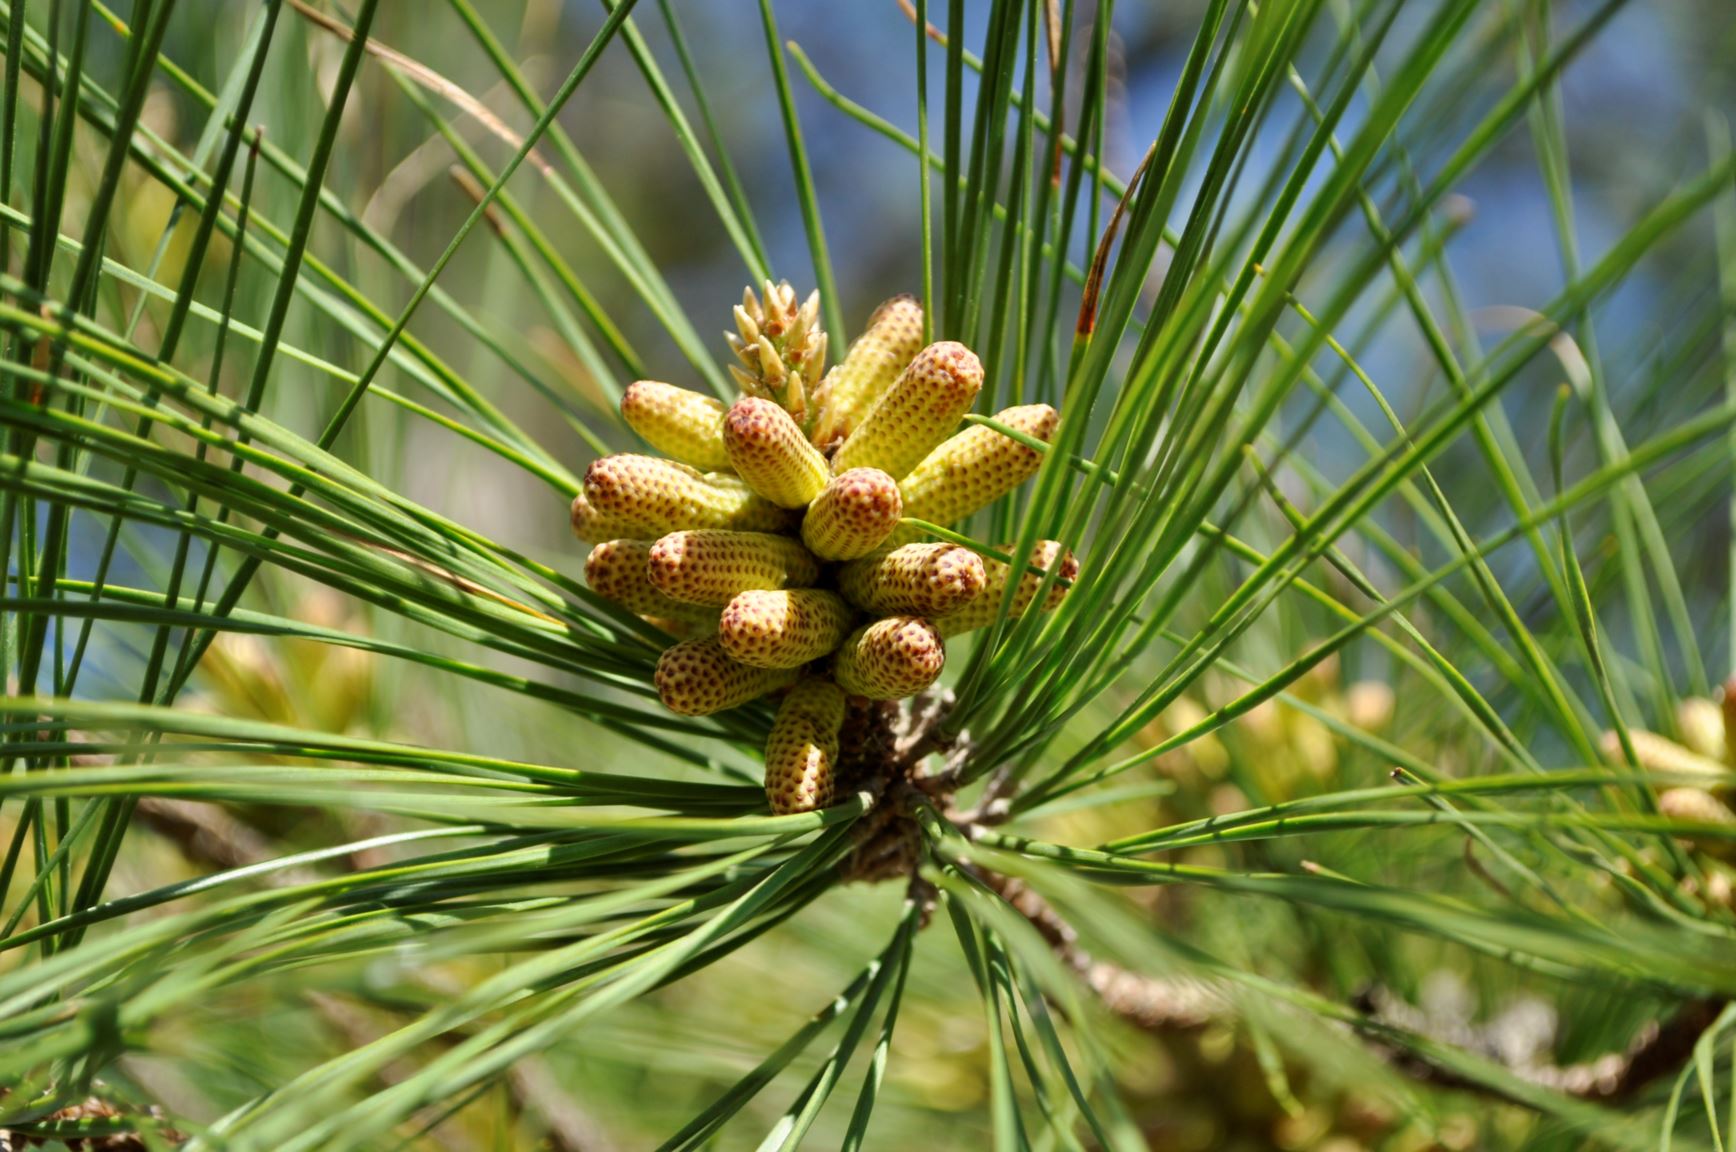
[571,283,1076,815]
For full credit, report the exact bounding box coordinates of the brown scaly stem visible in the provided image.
[0,1090,181,1152]
[1353,988,1728,1103]
[836,695,936,885]
[833,685,983,885]
[973,869,1219,1029]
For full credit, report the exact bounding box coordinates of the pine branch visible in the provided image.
[1354,987,1728,1104]
[975,868,1219,1030]
[979,857,1730,1107]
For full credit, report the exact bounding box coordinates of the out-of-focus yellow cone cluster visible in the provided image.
[1601,686,1736,874]
[572,285,1073,814]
